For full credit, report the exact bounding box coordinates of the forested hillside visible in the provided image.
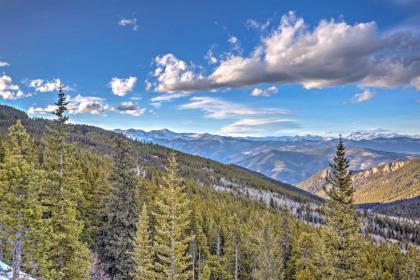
[298,159,420,204]
[0,101,419,279]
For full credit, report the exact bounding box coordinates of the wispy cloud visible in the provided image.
[109,77,137,96]
[150,12,420,93]
[0,61,9,67]
[251,86,278,97]
[150,93,190,108]
[180,96,288,119]
[220,118,299,136]
[351,89,376,104]
[118,18,139,31]
[0,75,30,100]
[204,49,218,65]
[246,19,270,32]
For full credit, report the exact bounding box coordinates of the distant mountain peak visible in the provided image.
[345,129,419,141]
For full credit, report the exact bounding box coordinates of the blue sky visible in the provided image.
[0,0,419,136]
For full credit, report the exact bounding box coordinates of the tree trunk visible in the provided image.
[12,230,22,280]
[235,242,239,280]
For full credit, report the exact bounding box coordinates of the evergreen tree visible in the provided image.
[290,232,319,280]
[43,86,90,279]
[253,214,283,280]
[131,203,156,280]
[0,121,52,279]
[0,138,5,163]
[153,152,194,280]
[321,136,365,279]
[97,137,139,280]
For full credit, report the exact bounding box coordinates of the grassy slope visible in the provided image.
[298,159,420,203]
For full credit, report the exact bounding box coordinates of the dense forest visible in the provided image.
[0,91,419,279]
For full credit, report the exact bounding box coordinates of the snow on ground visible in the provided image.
[0,261,36,280]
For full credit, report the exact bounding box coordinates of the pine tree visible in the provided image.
[290,232,319,280]
[0,138,5,163]
[131,203,156,280]
[253,214,283,280]
[0,121,52,279]
[321,136,365,279]
[97,137,139,280]
[153,152,194,280]
[43,86,90,279]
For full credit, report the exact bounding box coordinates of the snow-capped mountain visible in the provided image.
[115,128,420,184]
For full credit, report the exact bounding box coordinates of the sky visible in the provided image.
[0,0,419,137]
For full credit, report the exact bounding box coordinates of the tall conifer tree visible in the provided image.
[321,136,365,279]
[153,152,193,280]
[0,121,52,279]
[253,214,283,280]
[43,86,90,279]
[97,137,139,280]
[131,203,156,280]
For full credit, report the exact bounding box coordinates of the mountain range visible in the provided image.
[115,128,420,184]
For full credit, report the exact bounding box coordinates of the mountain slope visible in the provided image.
[298,159,420,203]
[116,128,418,184]
[0,105,321,213]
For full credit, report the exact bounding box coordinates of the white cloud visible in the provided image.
[68,95,110,114]
[118,18,139,31]
[227,35,241,52]
[0,75,30,100]
[150,93,190,108]
[228,36,239,45]
[246,19,270,31]
[27,79,69,92]
[150,12,420,93]
[220,118,298,136]
[29,95,109,115]
[0,61,9,67]
[204,49,218,65]
[115,101,145,116]
[251,86,278,96]
[179,96,287,119]
[28,105,57,115]
[109,77,137,96]
[351,89,376,103]
[144,80,153,91]
[152,54,210,93]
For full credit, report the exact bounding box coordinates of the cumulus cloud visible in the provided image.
[179,96,287,119]
[0,75,30,100]
[118,17,139,31]
[150,12,420,93]
[220,118,298,136]
[29,95,109,115]
[115,101,145,116]
[351,89,376,103]
[26,79,70,93]
[251,86,278,96]
[0,61,9,67]
[109,77,137,96]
